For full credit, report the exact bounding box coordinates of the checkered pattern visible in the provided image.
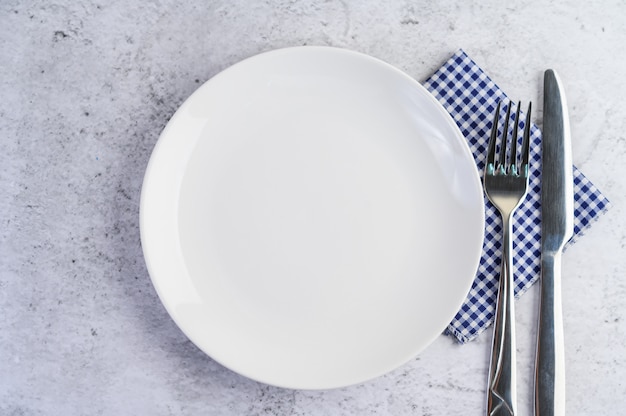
[423,50,611,343]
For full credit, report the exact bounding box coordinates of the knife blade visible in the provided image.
[535,69,574,416]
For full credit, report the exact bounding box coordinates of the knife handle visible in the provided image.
[535,252,566,416]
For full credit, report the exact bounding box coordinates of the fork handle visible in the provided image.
[534,252,566,416]
[486,215,517,416]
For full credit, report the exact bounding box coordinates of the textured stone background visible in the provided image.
[1,1,625,414]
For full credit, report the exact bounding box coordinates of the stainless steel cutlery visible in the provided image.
[535,69,574,416]
[483,69,573,416]
[484,101,532,416]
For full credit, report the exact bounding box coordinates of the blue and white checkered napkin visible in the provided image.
[423,50,611,343]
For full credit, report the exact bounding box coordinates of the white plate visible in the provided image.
[140,46,484,390]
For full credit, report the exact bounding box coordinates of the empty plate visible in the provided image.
[140,46,484,389]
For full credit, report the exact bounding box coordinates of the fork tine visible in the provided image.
[521,102,532,172]
[498,102,512,172]
[510,102,521,175]
[486,101,501,172]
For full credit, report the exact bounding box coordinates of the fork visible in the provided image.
[484,101,532,416]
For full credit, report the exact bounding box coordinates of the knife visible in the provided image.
[535,69,574,416]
